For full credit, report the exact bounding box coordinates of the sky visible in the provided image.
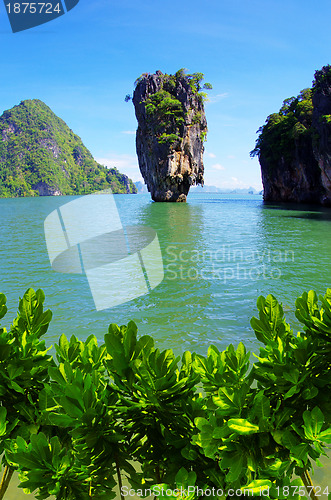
[1,0,331,190]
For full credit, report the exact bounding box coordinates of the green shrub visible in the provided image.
[0,288,330,499]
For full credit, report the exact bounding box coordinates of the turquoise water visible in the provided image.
[1,192,331,355]
[1,192,331,496]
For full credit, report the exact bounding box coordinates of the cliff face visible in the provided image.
[311,67,331,204]
[132,70,208,202]
[0,99,137,197]
[253,65,331,206]
[259,130,321,204]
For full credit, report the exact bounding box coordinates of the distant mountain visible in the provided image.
[190,185,261,194]
[135,181,148,193]
[190,185,222,193]
[0,99,137,197]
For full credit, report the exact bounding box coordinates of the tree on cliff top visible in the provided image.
[250,65,331,167]
[125,69,212,103]
[127,69,212,148]
[250,88,313,164]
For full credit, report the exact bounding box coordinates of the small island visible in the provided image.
[251,65,331,206]
[129,69,212,202]
[0,99,137,197]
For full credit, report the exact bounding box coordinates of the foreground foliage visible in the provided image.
[0,288,330,499]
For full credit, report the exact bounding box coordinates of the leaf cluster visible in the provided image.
[145,90,184,147]
[0,289,53,455]
[312,65,331,95]
[0,288,330,499]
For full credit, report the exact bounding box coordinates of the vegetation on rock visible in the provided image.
[133,69,212,148]
[250,88,314,166]
[0,99,137,197]
[0,287,330,499]
[251,64,331,205]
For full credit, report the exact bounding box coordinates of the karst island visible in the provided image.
[0,99,137,197]
[252,64,331,206]
[128,69,212,202]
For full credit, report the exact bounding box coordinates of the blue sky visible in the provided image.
[1,0,331,190]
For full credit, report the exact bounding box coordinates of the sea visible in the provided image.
[0,191,330,497]
[1,192,331,352]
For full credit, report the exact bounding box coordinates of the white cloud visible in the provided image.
[227,155,236,159]
[208,92,229,104]
[231,177,238,182]
[212,163,225,171]
[206,152,216,158]
[95,154,143,182]
[121,130,136,135]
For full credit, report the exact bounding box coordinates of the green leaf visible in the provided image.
[123,328,136,361]
[252,391,270,421]
[212,426,228,439]
[104,332,124,356]
[282,429,299,449]
[291,443,309,463]
[10,380,25,394]
[175,467,188,486]
[152,484,173,498]
[228,418,259,435]
[236,342,246,365]
[7,364,24,380]
[241,480,272,496]
[213,387,239,412]
[181,446,198,460]
[302,386,319,400]
[317,428,331,443]
[58,334,69,357]
[135,335,154,357]
[222,451,243,482]
[303,406,324,439]
[0,293,7,320]
[0,407,7,436]
[283,369,300,384]
[284,384,300,400]
[194,417,209,430]
[48,413,75,427]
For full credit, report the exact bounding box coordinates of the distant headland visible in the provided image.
[0,99,137,197]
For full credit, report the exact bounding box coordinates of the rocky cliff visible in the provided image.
[0,99,137,197]
[252,65,331,206]
[132,70,210,202]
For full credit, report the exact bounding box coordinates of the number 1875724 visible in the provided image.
[5,3,61,14]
